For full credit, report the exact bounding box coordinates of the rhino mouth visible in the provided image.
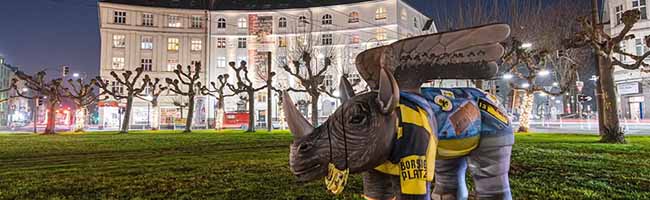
[293,163,327,182]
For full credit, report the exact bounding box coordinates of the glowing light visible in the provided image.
[538,92,547,97]
[521,83,530,88]
[333,90,340,97]
[21,88,28,92]
[518,93,535,132]
[503,73,514,80]
[538,70,550,76]
[521,42,533,49]
[73,73,80,77]
[552,82,559,87]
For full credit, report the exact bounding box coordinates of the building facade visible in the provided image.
[605,0,650,120]
[98,0,435,129]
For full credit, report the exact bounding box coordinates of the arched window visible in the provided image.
[217,18,226,29]
[322,14,333,25]
[348,11,359,23]
[278,17,287,28]
[375,7,387,20]
[238,18,247,28]
[298,16,307,27]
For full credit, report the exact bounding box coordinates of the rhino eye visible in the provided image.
[349,115,366,124]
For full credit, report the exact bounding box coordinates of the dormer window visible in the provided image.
[217,18,226,29]
[375,7,387,20]
[349,12,359,23]
[322,14,333,25]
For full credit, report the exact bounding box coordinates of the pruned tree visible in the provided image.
[165,63,203,133]
[227,61,267,132]
[14,71,66,135]
[135,75,167,130]
[568,5,648,143]
[201,74,233,130]
[96,67,146,134]
[65,78,104,132]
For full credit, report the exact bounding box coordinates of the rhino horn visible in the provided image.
[282,92,314,140]
[377,68,399,114]
[338,76,356,103]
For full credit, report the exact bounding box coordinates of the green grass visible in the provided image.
[0,131,648,200]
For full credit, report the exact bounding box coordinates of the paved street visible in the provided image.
[526,119,650,135]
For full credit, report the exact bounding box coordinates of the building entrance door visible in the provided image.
[629,102,643,120]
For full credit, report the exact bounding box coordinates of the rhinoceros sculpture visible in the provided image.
[283,24,513,200]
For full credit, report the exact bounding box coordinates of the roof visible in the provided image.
[99,0,419,12]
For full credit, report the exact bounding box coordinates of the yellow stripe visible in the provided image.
[399,105,432,134]
[437,136,480,159]
[374,162,401,176]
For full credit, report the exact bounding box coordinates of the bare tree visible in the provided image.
[65,78,104,132]
[165,63,203,133]
[227,61,267,132]
[15,71,66,135]
[201,74,233,130]
[96,67,146,134]
[135,75,166,130]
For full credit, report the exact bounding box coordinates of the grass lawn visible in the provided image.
[0,131,648,200]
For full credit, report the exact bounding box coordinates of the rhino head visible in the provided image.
[284,68,400,182]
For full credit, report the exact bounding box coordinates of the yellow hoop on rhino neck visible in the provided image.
[325,163,349,194]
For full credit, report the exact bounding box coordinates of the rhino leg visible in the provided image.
[467,135,513,200]
[362,170,398,200]
[432,157,469,200]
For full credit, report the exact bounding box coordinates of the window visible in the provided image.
[168,15,181,27]
[351,35,360,44]
[217,37,226,48]
[113,35,126,48]
[142,13,154,26]
[322,14,333,25]
[238,38,247,48]
[348,12,359,23]
[298,16,307,27]
[348,73,361,84]
[633,0,648,20]
[168,38,180,51]
[217,57,226,68]
[111,81,124,95]
[238,56,248,64]
[278,37,287,47]
[401,9,407,21]
[191,16,203,28]
[619,41,627,61]
[114,11,126,24]
[141,59,152,71]
[615,5,624,25]
[141,36,153,49]
[167,59,178,71]
[324,75,333,88]
[413,17,419,28]
[217,18,226,29]
[376,28,387,41]
[375,7,387,20]
[112,57,125,70]
[636,38,645,56]
[322,34,333,45]
[238,18,247,28]
[278,17,287,28]
[191,60,201,68]
[191,39,202,51]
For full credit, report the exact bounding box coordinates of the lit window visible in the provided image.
[191,16,203,28]
[349,12,359,23]
[401,9,407,21]
[112,57,125,70]
[276,17,287,28]
[142,13,154,26]
[168,15,181,28]
[167,59,178,71]
[375,7,387,20]
[238,38,247,48]
[217,57,226,68]
[322,14,333,25]
[114,11,126,24]
[278,37,287,47]
[191,39,202,51]
[238,18,247,28]
[633,0,648,20]
[351,35,360,44]
[141,59,152,71]
[141,36,153,50]
[217,18,226,29]
[298,16,307,27]
[376,29,387,41]
[168,38,180,51]
[113,35,126,48]
[217,37,226,48]
[322,34,333,45]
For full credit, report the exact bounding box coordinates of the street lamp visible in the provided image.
[521,42,533,49]
[538,69,550,76]
[522,83,530,88]
[503,73,513,80]
[21,88,28,92]
[552,82,559,87]
[73,73,80,78]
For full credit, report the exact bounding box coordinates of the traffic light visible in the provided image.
[37,96,44,106]
[495,85,501,94]
[62,65,70,77]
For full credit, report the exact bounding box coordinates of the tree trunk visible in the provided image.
[120,96,134,134]
[599,58,625,143]
[474,80,484,90]
[517,91,534,133]
[184,95,195,133]
[74,107,87,132]
[43,100,57,135]
[247,90,255,132]
[311,94,319,126]
[151,101,160,130]
[215,96,224,130]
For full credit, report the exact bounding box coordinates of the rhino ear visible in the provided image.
[376,68,399,114]
[282,92,314,140]
[338,76,356,103]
